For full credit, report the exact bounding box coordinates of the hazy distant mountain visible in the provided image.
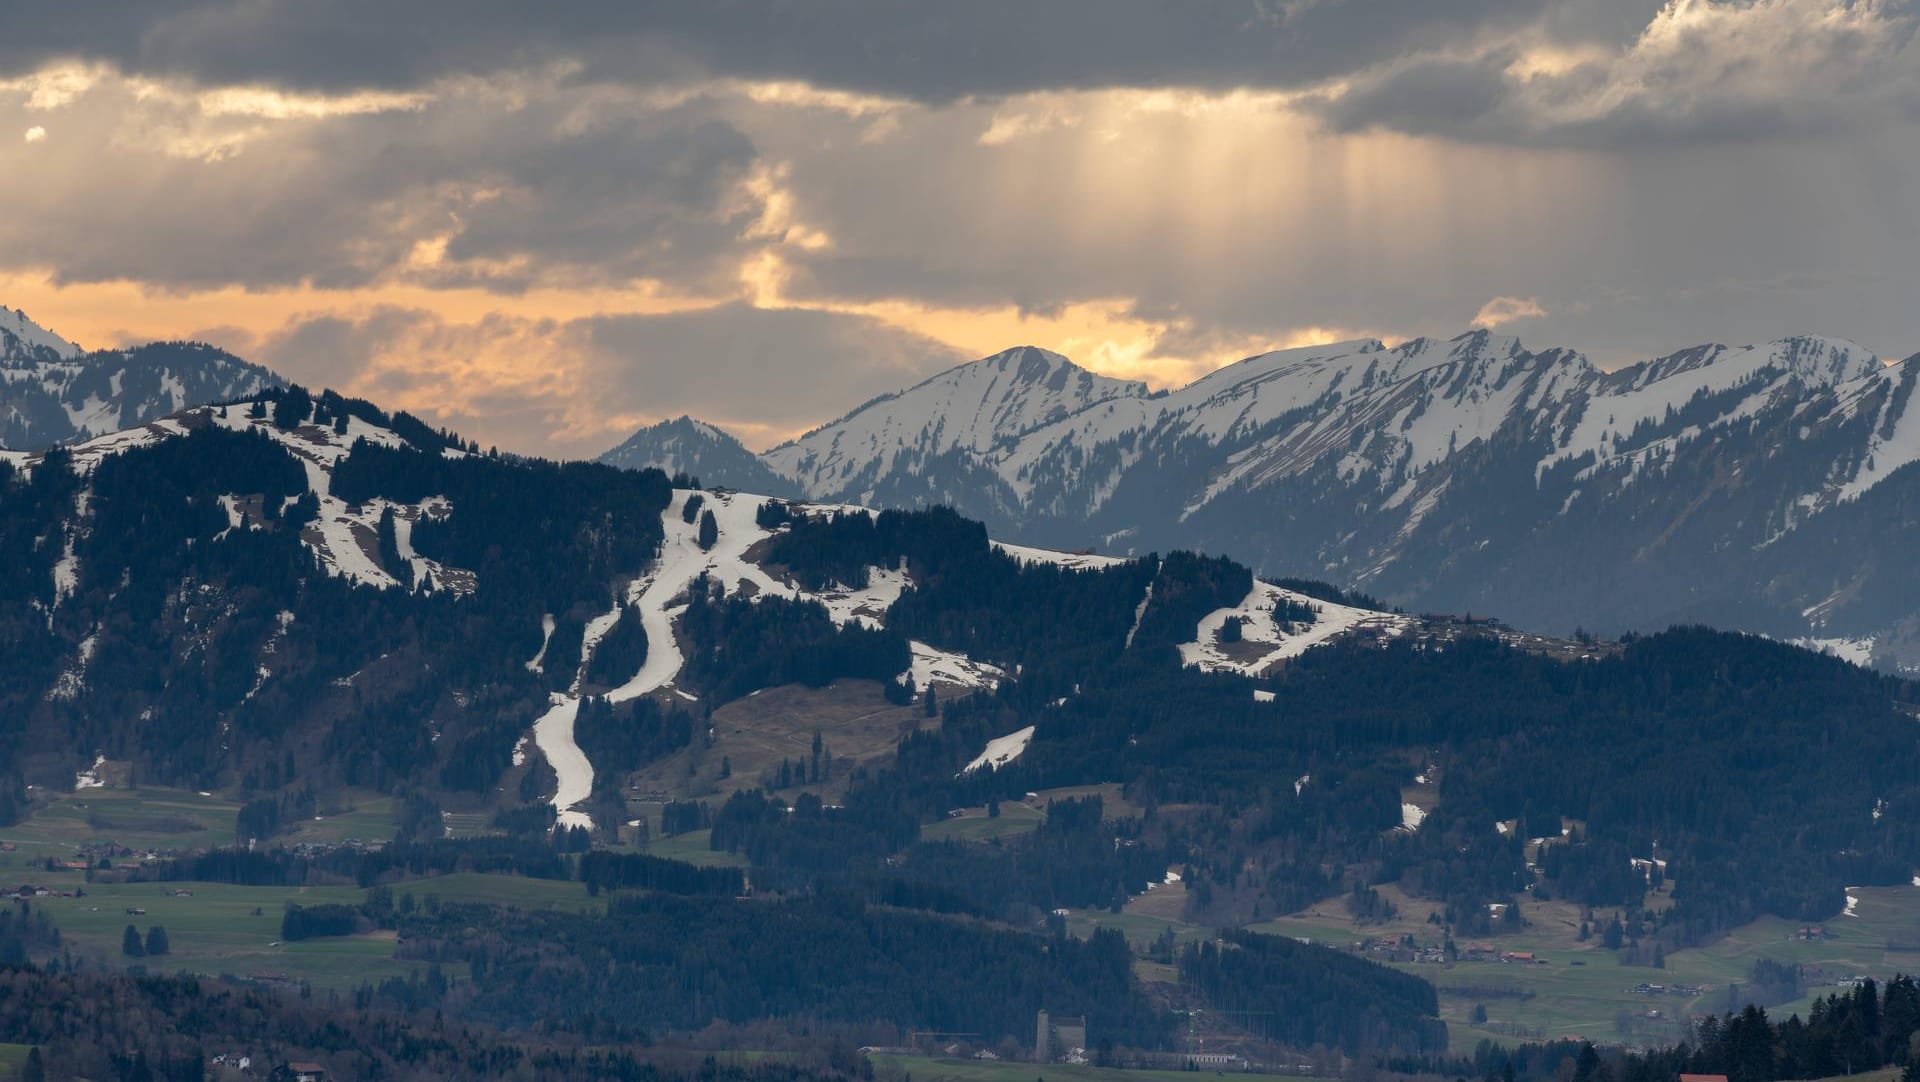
[603,330,1920,667]
[599,415,799,497]
[0,306,282,451]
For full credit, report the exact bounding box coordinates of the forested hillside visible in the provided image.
[6,383,1920,1071]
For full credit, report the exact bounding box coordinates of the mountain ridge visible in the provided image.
[597,329,1920,667]
[0,305,284,451]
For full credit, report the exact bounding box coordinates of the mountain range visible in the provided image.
[600,332,1920,669]
[7,304,1917,669]
[0,307,283,451]
[10,306,1920,1066]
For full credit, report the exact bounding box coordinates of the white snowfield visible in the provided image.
[962,725,1034,775]
[1178,581,1410,677]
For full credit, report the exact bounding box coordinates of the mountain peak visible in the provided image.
[761,345,1150,497]
[599,415,799,497]
[1,306,82,362]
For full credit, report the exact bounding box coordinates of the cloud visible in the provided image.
[243,302,965,456]
[0,1,1561,102]
[1319,0,1920,147]
[0,66,764,293]
[22,125,44,142]
[1473,296,1549,329]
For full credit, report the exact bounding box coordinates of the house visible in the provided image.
[286,1062,328,1082]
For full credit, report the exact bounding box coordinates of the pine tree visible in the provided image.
[122,924,145,957]
[698,508,719,550]
[21,1047,43,1082]
[145,925,169,956]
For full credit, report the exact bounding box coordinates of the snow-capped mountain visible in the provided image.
[759,345,1147,511]
[601,331,1920,667]
[0,306,283,451]
[599,415,799,497]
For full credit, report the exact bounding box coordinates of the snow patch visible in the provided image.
[1790,635,1875,668]
[962,725,1035,775]
[907,640,1005,694]
[74,753,107,791]
[1401,803,1426,830]
[1178,580,1409,676]
[525,614,555,673]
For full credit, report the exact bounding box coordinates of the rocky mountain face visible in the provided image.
[1,306,282,451]
[603,331,1920,667]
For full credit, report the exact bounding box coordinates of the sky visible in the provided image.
[3,0,1919,458]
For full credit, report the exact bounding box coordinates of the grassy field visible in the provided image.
[28,878,405,989]
[923,801,1045,843]
[0,786,242,852]
[275,791,399,846]
[14,871,615,991]
[640,828,750,868]
[392,871,598,911]
[0,1045,32,1082]
[630,679,933,805]
[869,1054,1305,1082]
[1237,882,1920,1050]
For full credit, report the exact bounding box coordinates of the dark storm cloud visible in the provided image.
[0,75,760,292]
[1317,53,1515,137]
[2,0,1552,99]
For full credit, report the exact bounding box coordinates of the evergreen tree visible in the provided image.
[698,508,719,550]
[145,925,169,956]
[121,924,145,957]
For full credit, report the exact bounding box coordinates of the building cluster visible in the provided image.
[1035,1009,1089,1064]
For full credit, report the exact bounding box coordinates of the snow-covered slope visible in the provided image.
[2,306,82,361]
[760,346,1148,504]
[0,307,283,451]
